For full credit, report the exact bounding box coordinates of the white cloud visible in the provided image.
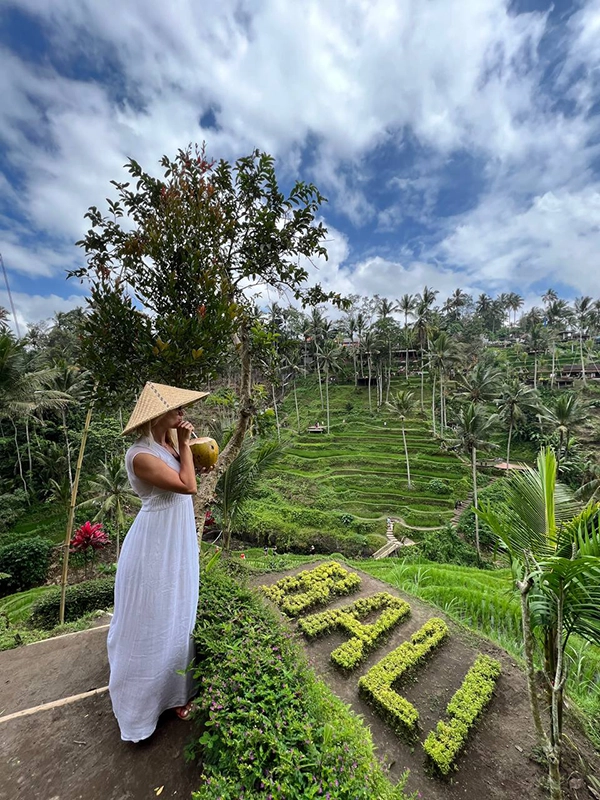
[1,0,600,324]
[0,289,85,334]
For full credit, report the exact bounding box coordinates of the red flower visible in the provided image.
[204,509,215,527]
[70,521,110,553]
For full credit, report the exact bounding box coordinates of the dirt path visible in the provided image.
[255,562,600,800]
[0,618,202,800]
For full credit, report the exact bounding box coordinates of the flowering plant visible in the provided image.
[70,521,110,552]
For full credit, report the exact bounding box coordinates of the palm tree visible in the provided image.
[452,403,497,557]
[344,313,359,386]
[79,456,141,560]
[478,449,600,800]
[573,296,593,384]
[544,393,588,468]
[428,331,457,437]
[387,390,416,489]
[214,438,284,551]
[443,288,469,322]
[456,361,501,404]
[362,330,378,413]
[508,293,524,327]
[398,294,416,375]
[495,379,540,468]
[317,339,341,433]
[527,323,548,390]
[306,308,326,409]
[0,306,9,332]
[542,288,558,307]
[48,360,91,489]
[412,292,437,412]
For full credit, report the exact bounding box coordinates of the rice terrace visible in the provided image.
[2,3,600,798]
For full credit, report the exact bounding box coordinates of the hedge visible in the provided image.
[260,561,361,616]
[30,578,115,628]
[0,537,52,595]
[358,617,449,735]
[298,592,411,671]
[423,654,501,774]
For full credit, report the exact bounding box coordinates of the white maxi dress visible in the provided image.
[107,436,199,742]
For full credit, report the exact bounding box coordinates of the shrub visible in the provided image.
[190,567,414,799]
[358,618,449,735]
[30,578,115,628]
[298,592,411,671]
[364,533,387,554]
[427,478,451,495]
[260,561,361,616]
[423,654,501,774]
[417,526,482,568]
[0,537,52,595]
[0,490,29,533]
[340,513,354,526]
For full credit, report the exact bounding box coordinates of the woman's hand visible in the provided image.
[175,419,195,445]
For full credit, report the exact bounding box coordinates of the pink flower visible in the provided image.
[70,521,110,553]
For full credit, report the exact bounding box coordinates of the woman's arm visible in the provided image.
[133,421,197,494]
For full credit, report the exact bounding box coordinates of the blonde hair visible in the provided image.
[130,416,178,449]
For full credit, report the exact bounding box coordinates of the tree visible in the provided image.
[544,393,588,468]
[71,145,344,544]
[508,293,524,327]
[452,403,497,557]
[317,339,341,433]
[79,456,141,560]
[398,293,416,375]
[362,330,378,413]
[573,296,593,384]
[387,390,416,489]
[48,361,92,490]
[495,378,540,468]
[413,288,437,411]
[478,449,600,800]
[456,361,501,405]
[214,438,284,551]
[527,323,548,390]
[428,330,458,437]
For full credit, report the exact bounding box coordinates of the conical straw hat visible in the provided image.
[122,381,209,435]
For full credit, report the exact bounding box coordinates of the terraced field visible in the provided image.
[252,378,470,538]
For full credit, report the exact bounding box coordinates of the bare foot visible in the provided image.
[173,701,194,720]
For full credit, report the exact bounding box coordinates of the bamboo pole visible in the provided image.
[59,397,95,624]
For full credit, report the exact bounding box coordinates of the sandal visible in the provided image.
[174,701,194,720]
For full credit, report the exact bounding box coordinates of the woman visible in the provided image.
[107,381,209,742]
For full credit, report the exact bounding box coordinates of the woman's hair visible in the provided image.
[131,416,178,450]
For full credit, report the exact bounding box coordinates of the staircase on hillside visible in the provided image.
[372,519,414,559]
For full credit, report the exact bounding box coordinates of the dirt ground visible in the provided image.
[256,562,600,800]
[0,621,202,800]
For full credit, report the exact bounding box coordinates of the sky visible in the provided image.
[1,0,600,332]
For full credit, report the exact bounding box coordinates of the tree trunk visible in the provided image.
[534,357,538,390]
[518,579,548,747]
[194,325,255,549]
[431,372,437,437]
[404,312,409,376]
[420,353,425,413]
[402,421,412,489]
[579,332,586,384]
[59,397,95,624]
[293,379,300,433]
[367,357,372,412]
[62,408,74,490]
[272,383,281,442]
[316,357,324,410]
[472,447,480,557]
[439,371,444,437]
[325,364,330,433]
[507,420,513,470]
[551,347,556,390]
[353,351,358,387]
[12,420,27,494]
[24,417,33,483]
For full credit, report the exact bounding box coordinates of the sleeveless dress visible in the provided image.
[107,436,199,742]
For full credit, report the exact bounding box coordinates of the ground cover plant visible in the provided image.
[298,592,411,670]
[358,617,449,736]
[190,565,414,799]
[260,560,361,615]
[423,654,502,775]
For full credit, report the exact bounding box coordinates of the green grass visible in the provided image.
[0,586,54,623]
[250,378,470,541]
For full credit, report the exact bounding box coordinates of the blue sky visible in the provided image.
[1,0,599,331]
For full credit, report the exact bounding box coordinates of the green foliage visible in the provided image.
[458,480,511,550]
[298,592,411,671]
[0,537,52,595]
[427,478,451,495]
[416,526,482,567]
[0,490,29,533]
[30,577,114,628]
[0,586,54,623]
[423,654,501,774]
[190,567,414,799]
[260,561,361,615]
[358,618,449,735]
